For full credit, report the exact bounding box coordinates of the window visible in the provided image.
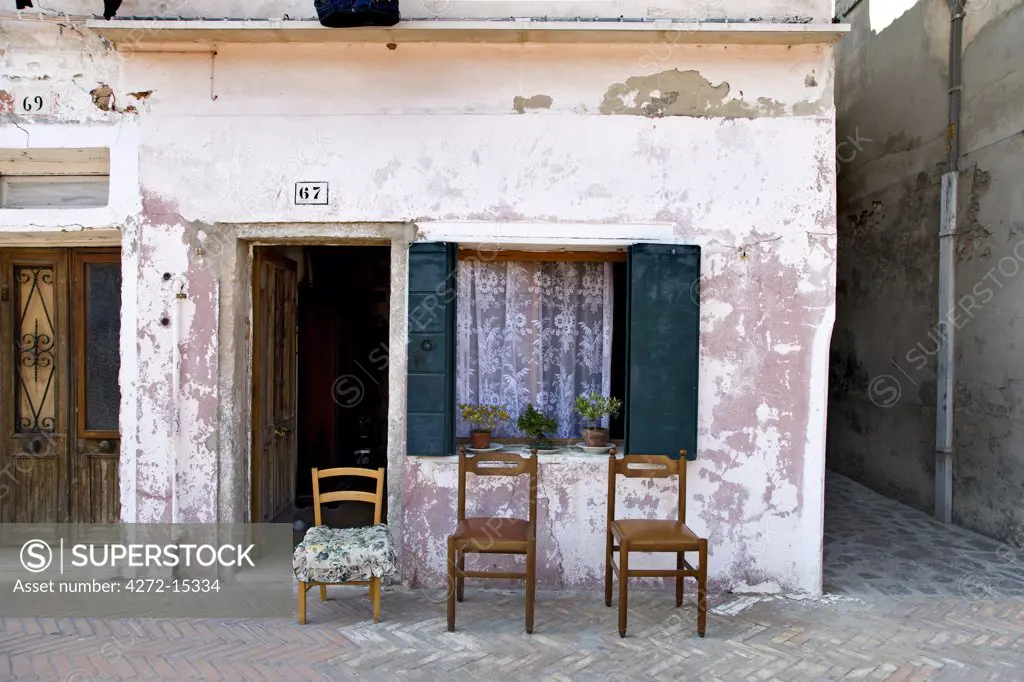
[406,242,701,459]
[455,253,621,439]
[0,147,110,209]
[0,175,110,209]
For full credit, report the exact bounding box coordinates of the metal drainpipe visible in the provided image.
[935,0,965,524]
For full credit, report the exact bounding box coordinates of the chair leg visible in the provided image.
[676,552,684,607]
[320,584,328,602]
[372,578,381,624]
[446,537,456,632]
[618,543,629,638]
[604,531,613,608]
[456,550,465,603]
[697,539,708,638]
[525,540,536,635]
[298,581,307,625]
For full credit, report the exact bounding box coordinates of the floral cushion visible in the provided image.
[293,524,398,584]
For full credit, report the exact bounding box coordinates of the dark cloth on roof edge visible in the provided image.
[104,0,122,20]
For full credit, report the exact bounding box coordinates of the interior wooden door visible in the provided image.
[252,248,298,524]
[71,250,121,524]
[0,249,71,528]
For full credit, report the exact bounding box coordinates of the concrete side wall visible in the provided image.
[954,1,1024,541]
[2,23,838,592]
[828,0,947,511]
[830,0,1024,541]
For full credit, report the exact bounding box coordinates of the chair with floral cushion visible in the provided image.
[293,467,397,624]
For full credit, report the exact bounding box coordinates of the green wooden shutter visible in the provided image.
[407,242,457,456]
[624,244,700,460]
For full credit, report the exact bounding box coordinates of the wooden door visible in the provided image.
[71,250,121,523]
[0,248,122,534]
[252,249,298,523]
[0,249,71,527]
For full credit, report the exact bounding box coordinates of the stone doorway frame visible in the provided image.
[231,223,414,580]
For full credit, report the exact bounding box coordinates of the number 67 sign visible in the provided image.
[294,182,329,205]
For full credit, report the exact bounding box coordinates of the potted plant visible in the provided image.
[458,403,511,449]
[517,403,558,450]
[574,391,623,448]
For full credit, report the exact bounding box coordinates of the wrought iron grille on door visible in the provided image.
[14,264,58,436]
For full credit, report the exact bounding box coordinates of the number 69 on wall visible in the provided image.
[15,94,46,115]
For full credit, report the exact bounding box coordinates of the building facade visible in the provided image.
[1,0,844,593]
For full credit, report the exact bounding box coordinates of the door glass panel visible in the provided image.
[83,262,121,431]
[14,265,57,433]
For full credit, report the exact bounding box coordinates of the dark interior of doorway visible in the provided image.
[288,245,391,531]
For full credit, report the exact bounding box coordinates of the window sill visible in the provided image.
[413,443,621,462]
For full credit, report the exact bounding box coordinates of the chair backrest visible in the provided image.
[607,451,689,525]
[457,447,539,525]
[311,467,386,526]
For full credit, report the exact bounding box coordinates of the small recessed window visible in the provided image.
[0,175,110,209]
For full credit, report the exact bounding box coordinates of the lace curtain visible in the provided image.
[456,259,613,439]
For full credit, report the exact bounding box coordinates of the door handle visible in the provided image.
[273,427,292,438]
[22,438,44,454]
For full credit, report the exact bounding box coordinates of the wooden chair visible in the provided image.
[296,466,393,625]
[605,451,708,638]
[447,447,539,634]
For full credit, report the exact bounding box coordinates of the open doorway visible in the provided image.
[251,245,391,535]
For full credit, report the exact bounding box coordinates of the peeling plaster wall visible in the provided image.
[831,0,1024,542]
[3,27,837,593]
[123,43,835,593]
[0,20,140,243]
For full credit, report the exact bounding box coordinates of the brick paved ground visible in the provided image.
[824,474,1024,598]
[3,472,1024,681]
[3,589,1024,681]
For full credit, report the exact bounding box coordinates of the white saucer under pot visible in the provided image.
[466,443,504,453]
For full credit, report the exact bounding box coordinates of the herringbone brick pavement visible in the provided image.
[3,588,1024,681]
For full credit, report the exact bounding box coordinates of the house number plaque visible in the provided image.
[294,182,329,205]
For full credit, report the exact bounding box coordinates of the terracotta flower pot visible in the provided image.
[583,427,609,448]
[470,430,492,449]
